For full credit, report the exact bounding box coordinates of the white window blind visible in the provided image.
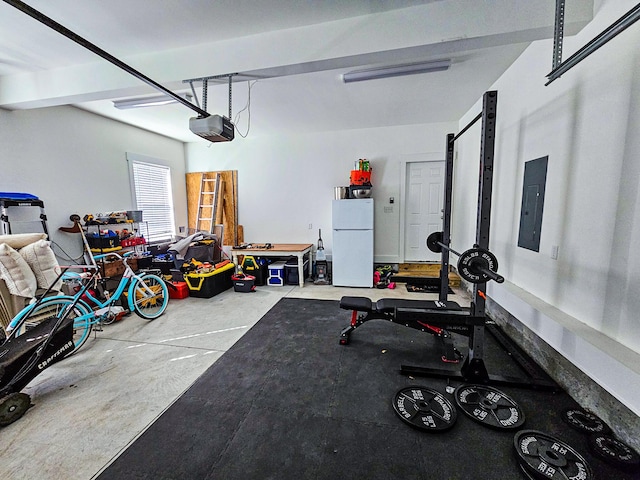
[130,160,175,243]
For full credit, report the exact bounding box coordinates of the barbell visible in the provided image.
[426,231,504,284]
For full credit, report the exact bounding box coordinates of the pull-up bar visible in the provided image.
[452,112,482,142]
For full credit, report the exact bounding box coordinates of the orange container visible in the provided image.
[350,170,372,186]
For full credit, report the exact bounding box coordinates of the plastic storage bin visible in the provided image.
[184,262,235,298]
[284,256,310,285]
[152,253,175,274]
[241,255,268,286]
[267,261,286,286]
[87,231,120,249]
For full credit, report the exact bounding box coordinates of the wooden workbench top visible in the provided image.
[231,243,313,253]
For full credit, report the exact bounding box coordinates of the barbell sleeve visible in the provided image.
[474,265,504,283]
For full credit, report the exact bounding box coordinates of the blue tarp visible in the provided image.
[0,192,39,201]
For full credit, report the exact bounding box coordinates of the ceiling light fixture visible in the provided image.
[113,93,193,109]
[342,60,452,83]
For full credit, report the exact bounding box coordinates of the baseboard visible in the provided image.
[485,283,640,452]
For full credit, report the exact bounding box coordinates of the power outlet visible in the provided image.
[551,245,559,260]
[308,223,313,229]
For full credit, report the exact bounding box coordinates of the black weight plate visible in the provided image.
[560,407,610,434]
[457,248,498,284]
[392,386,457,432]
[426,231,443,253]
[454,384,525,430]
[517,462,538,480]
[588,434,640,472]
[514,430,593,480]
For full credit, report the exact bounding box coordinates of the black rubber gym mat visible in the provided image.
[96,298,637,480]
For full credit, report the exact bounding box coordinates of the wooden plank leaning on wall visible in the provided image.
[185,171,243,247]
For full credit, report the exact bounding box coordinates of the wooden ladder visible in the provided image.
[196,173,224,234]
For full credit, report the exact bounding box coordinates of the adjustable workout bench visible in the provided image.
[339,296,484,363]
[339,295,558,390]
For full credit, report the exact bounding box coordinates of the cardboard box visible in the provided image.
[100,259,126,278]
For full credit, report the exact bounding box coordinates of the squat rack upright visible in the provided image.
[439,90,497,314]
[428,90,498,383]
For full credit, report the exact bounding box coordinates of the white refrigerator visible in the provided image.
[332,199,374,287]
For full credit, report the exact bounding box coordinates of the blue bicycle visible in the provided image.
[6,251,169,355]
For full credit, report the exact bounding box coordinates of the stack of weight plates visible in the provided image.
[562,407,640,473]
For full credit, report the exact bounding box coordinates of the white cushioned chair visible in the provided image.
[0,233,63,333]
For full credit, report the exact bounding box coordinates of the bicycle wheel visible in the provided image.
[11,296,94,355]
[129,273,169,320]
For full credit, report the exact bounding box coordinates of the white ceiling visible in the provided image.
[0,0,594,142]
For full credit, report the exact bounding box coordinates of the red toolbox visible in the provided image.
[168,281,189,299]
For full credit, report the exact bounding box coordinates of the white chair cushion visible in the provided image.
[0,243,37,297]
[0,233,47,249]
[19,239,63,291]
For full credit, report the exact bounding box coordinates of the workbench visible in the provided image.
[231,243,313,287]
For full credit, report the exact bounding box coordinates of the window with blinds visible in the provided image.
[130,160,176,243]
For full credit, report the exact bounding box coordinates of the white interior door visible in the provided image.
[404,161,445,262]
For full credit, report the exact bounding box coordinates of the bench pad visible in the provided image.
[339,296,373,312]
[376,298,461,312]
[340,296,461,313]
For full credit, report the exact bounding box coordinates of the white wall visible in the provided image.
[185,122,456,263]
[0,106,187,260]
[453,0,640,413]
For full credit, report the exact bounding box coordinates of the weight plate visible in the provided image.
[392,386,457,432]
[457,248,498,284]
[454,384,525,430]
[560,407,610,434]
[514,430,593,480]
[426,231,443,253]
[517,462,538,480]
[588,434,640,472]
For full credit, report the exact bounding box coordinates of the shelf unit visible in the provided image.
[84,222,149,277]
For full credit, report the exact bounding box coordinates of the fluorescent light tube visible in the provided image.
[342,60,451,83]
[113,93,192,109]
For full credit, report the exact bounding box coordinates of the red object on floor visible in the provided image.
[169,281,189,299]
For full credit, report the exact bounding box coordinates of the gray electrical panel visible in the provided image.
[517,156,548,252]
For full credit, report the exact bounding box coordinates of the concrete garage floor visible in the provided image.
[0,282,470,480]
